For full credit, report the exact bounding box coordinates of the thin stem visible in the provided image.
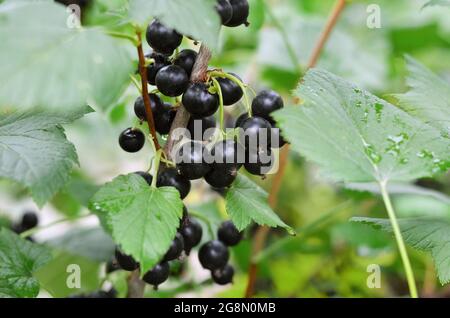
[211,78,226,136]
[379,181,418,298]
[20,214,92,239]
[151,150,162,188]
[105,30,139,46]
[189,211,215,238]
[129,74,142,93]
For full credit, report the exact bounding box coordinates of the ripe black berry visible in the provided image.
[180,218,203,255]
[238,116,272,150]
[217,73,243,105]
[157,167,191,199]
[218,221,242,246]
[210,139,244,171]
[198,240,229,270]
[176,141,211,180]
[146,20,182,55]
[187,116,217,141]
[21,211,38,231]
[215,0,233,25]
[234,112,249,129]
[115,248,139,271]
[204,167,237,188]
[119,128,145,153]
[146,52,170,85]
[182,83,219,118]
[155,65,189,97]
[211,264,234,285]
[155,102,176,135]
[106,259,120,274]
[163,233,185,262]
[134,171,153,185]
[245,148,274,176]
[224,0,249,27]
[143,262,170,287]
[134,94,164,121]
[251,90,284,119]
[173,49,197,77]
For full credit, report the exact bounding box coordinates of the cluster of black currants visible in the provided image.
[198,221,242,285]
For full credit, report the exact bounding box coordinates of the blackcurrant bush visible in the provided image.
[251,90,284,119]
[180,218,203,255]
[143,262,170,287]
[224,0,249,27]
[176,141,211,180]
[173,49,197,77]
[218,221,242,246]
[210,139,244,171]
[157,167,191,199]
[198,240,229,270]
[21,211,38,231]
[134,171,153,185]
[119,128,145,153]
[182,83,219,118]
[146,52,170,85]
[204,167,237,188]
[155,102,176,135]
[146,20,182,55]
[115,248,139,271]
[215,0,233,25]
[187,116,217,141]
[163,233,185,262]
[245,147,274,176]
[211,264,234,285]
[238,116,272,150]
[234,112,249,129]
[134,94,164,121]
[155,65,189,97]
[217,73,243,105]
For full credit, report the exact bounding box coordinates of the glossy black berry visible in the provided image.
[234,112,249,129]
[134,94,164,121]
[187,116,217,141]
[173,49,197,77]
[238,116,272,150]
[157,167,191,199]
[176,141,211,180]
[218,221,242,246]
[251,90,284,119]
[224,0,249,27]
[21,211,38,231]
[115,248,139,271]
[143,262,170,287]
[146,20,182,55]
[215,0,233,25]
[163,233,184,262]
[155,102,176,135]
[217,73,243,105]
[204,167,237,188]
[198,240,229,270]
[211,264,234,285]
[146,52,170,85]
[180,218,203,255]
[182,83,219,118]
[106,259,120,274]
[245,148,274,176]
[119,128,145,153]
[134,171,153,185]
[265,117,288,148]
[155,65,189,97]
[210,139,244,171]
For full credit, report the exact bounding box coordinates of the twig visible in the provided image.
[126,269,146,298]
[244,0,347,298]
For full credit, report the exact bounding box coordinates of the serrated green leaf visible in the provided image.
[0,228,52,298]
[0,107,93,207]
[0,1,133,111]
[128,0,221,50]
[351,217,450,284]
[274,68,450,184]
[225,174,293,234]
[89,174,184,273]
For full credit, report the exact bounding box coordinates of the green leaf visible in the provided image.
[0,1,133,111]
[89,174,184,273]
[225,174,294,234]
[0,107,93,207]
[351,217,450,284]
[0,228,52,298]
[395,56,450,137]
[128,0,221,50]
[274,68,450,184]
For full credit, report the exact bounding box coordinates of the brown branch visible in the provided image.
[244,0,347,298]
[126,269,146,298]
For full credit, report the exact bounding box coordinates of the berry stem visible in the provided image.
[20,214,93,239]
[151,150,163,188]
[189,211,215,238]
[129,74,142,93]
[211,78,226,137]
[105,30,139,46]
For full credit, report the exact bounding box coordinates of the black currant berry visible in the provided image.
[106,259,120,274]
[211,264,234,285]
[204,167,237,188]
[119,128,145,153]
[155,65,189,97]
[143,262,170,287]
[134,94,164,121]
[146,52,170,85]
[146,20,182,55]
[251,90,284,119]
[134,171,153,185]
[176,141,211,180]
[265,117,288,148]
[157,167,191,199]
[21,211,38,231]
[198,240,229,270]
[115,248,139,271]
[234,112,249,129]
[215,0,233,25]
[218,221,242,246]
[182,83,219,118]
[224,0,250,27]
[217,73,243,105]
[180,218,203,255]
[210,139,244,171]
[238,116,272,150]
[173,49,197,77]
[155,102,176,135]
[163,233,185,262]
[187,116,217,141]
[245,148,274,176]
